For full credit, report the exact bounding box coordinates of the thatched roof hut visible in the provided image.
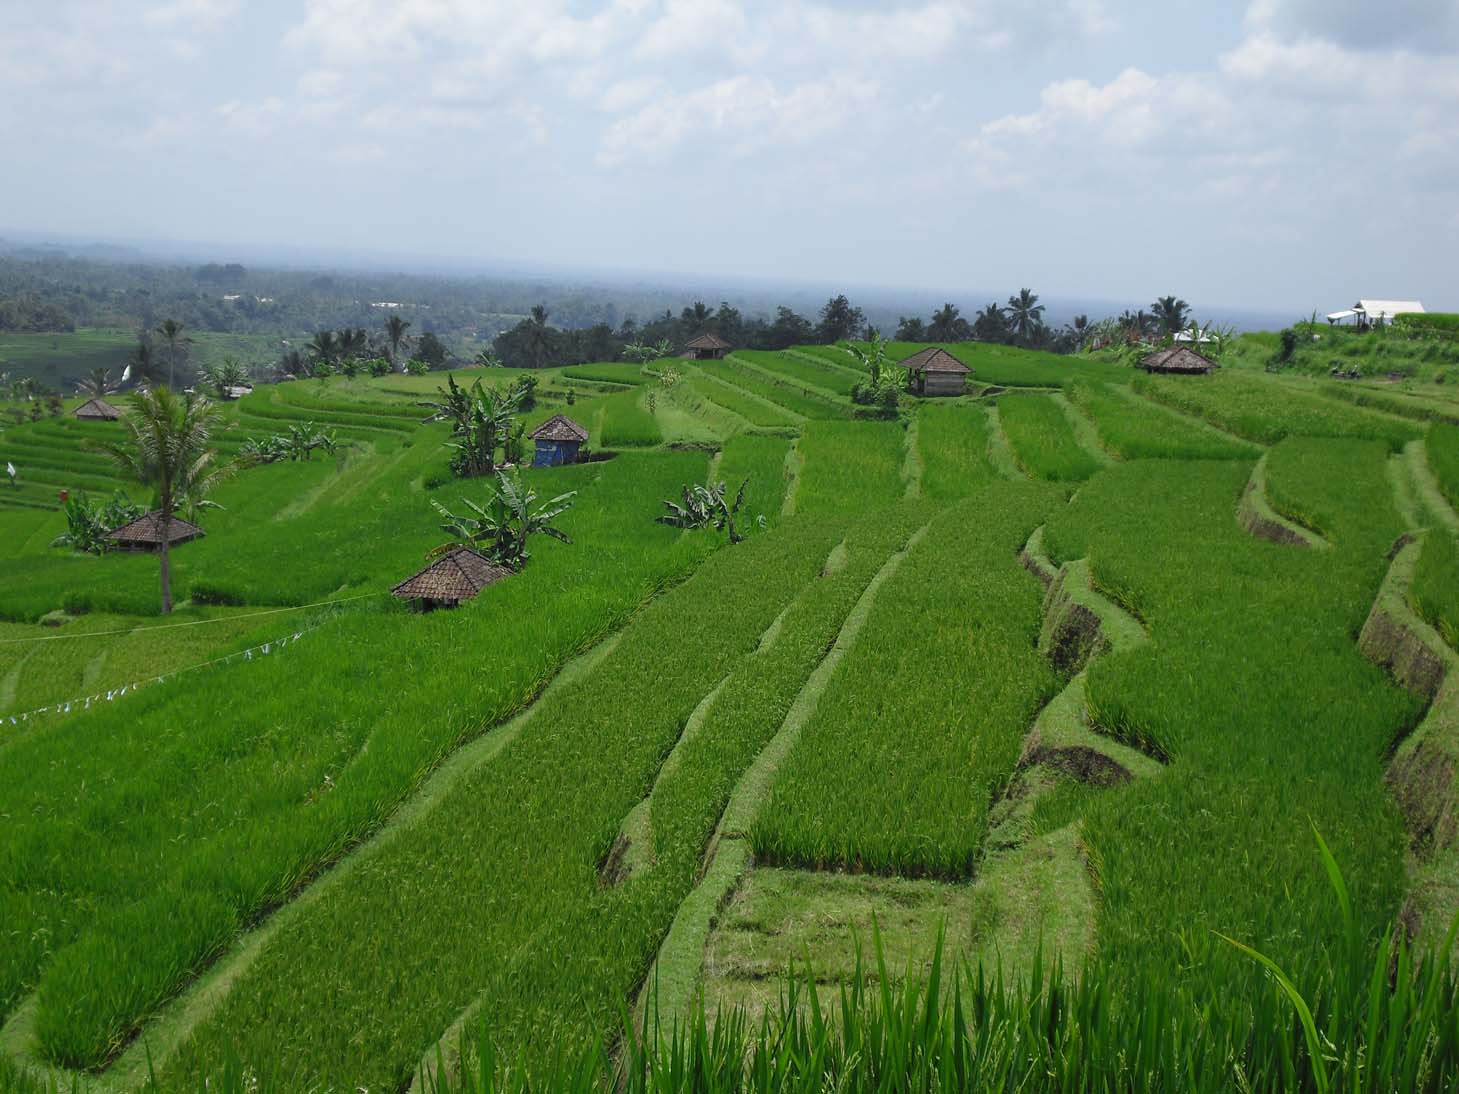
[529,414,589,467]
[391,546,512,610]
[683,332,731,360]
[900,347,970,396]
[74,398,122,421]
[1140,347,1217,375]
[105,512,205,552]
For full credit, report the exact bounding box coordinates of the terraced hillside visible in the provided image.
[3,348,1459,1092]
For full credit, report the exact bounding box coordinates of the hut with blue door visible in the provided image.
[529,414,589,467]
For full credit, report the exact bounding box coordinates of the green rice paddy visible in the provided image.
[3,344,1459,1092]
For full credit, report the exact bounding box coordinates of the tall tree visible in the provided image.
[525,305,552,369]
[895,316,927,341]
[94,388,227,614]
[928,303,968,342]
[816,294,865,344]
[681,301,713,330]
[763,306,814,350]
[1067,315,1091,351]
[383,315,412,366]
[972,303,1010,343]
[1151,295,1191,336]
[1004,289,1045,345]
[155,318,190,389]
[308,330,338,368]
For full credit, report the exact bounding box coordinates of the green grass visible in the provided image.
[159,509,856,1089]
[598,389,663,447]
[752,481,1059,876]
[794,420,906,517]
[877,341,1125,388]
[1427,424,1459,512]
[1066,381,1258,461]
[917,403,996,499]
[2,453,714,1069]
[1412,527,1459,652]
[1044,438,1418,1016]
[699,358,851,420]
[996,393,1103,482]
[732,350,859,397]
[684,370,799,428]
[561,362,650,386]
[1134,370,1423,452]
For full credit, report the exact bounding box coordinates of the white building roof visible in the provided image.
[1326,309,1359,321]
[1356,299,1424,320]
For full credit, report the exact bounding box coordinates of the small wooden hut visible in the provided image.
[900,347,970,396]
[1140,347,1217,375]
[104,512,205,552]
[683,332,731,360]
[529,414,589,468]
[74,398,122,421]
[391,546,512,611]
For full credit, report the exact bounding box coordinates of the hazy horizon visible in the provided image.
[3,0,1456,316]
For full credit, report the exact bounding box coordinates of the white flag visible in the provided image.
[5,462,14,479]
[121,362,132,382]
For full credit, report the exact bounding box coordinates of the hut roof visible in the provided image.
[899,347,970,374]
[74,397,122,420]
[391,546,512,603]
[1140,346,1217,374]
[529,414,589,443]
[105,511,205,547]
[684,332,731,350]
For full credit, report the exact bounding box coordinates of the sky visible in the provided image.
[1,0,1456,315]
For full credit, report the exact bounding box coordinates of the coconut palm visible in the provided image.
[384,315,411,367]
[1151,295,1191,337]
[308,330,338,369]
[127,337,162,388]
[76,367,117,398]
[200,358,250,400]
[277,348,307,379]
[155,319,190,388]
[431,468,576,570]
[972,303,1010,343]
[1004,289,1045,345]
[928,303,964,342]
[92,387,229,614]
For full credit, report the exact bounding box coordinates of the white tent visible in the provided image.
[1326,300,1424,325]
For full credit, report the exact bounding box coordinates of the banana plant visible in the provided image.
[431,468,576,570]
[657,477,760,544]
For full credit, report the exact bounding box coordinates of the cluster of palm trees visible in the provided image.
[895,289,1055,349]
[278,315,413,379]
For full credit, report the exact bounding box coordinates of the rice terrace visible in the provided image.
[5,2,1459,1090]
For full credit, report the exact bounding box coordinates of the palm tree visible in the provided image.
[93,387,228,614]
[126,337,161,388]
[308,330,338,370]
[76,367,116,398]
[1151,295,1191,337]
[431,468,576,570]
[200,358,250,400]
[973,303,1010,343]
[1067,315,1091,352]
[1005,289,1045,345]
[277,348,307,379]
[384,315,412,367]
[155,319,190,389]
[928,303,963,342]
[525,305,552,369]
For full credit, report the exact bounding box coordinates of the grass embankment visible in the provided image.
[683,370,800,428]
[733,350,860,398]
[1225,325,1459,381]
[1045,439,1419,1015]
[699,359,850,419]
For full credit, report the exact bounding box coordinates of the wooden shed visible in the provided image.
[683,332,731,360]
[900,347,970,396]
[391,546,512,611]
[1140,346,1217,375]
[104,511,205,552]
[529,414,589,468]
[74,398,122,421]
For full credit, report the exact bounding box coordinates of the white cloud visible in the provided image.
[143,0,240,30]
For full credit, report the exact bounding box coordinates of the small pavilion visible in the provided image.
[900,347,970,396]
[104,512,206,552]
[683,332,731,360]
[1140,347,1217,375]
[529,414,589,467]
[74,398,122,421]
[391,546,512,611]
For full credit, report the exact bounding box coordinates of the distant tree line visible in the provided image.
[891,292,1199,355]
